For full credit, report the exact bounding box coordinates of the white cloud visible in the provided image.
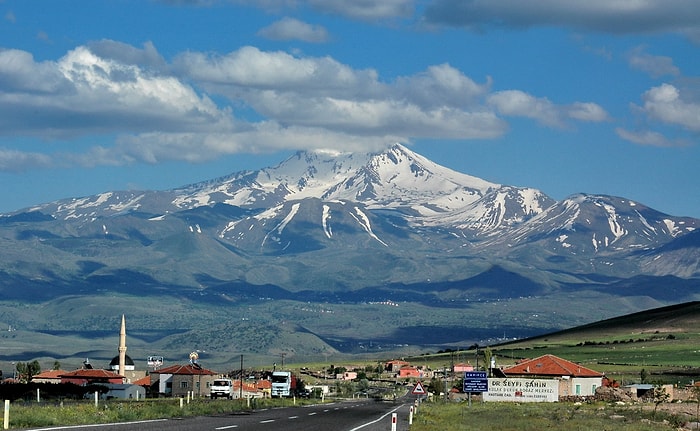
[0,148,52,172]
[257,17,329,43]
[0,45,232,139]
[639,83,700,132]
[487,90,608,127]
[175,47,505,138]
[174,46,380,97]
[222,0,413,21]
[424,0,700,39]
[567,102,610,122]
[0,42,612,171]
[308,0,413,21]
[627,46,680,78]
[615,127,685,148]
[112,123,400,164]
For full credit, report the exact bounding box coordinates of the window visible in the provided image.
[592,384,597,394]
[575,384,581,395]
[180,381,189,389]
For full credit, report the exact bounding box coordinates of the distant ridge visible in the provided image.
[498,301,700,346]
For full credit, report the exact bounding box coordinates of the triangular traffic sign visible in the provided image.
[411,381,426,395]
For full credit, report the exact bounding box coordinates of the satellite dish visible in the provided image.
[189,351,199,363]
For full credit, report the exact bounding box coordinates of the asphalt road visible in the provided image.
[22,398,417,431]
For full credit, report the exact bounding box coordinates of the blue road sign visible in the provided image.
[463,371,488,393]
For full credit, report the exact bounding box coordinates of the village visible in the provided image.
[2,315,697,406]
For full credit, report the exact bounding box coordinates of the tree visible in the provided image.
[52,360,61,370]
[483,347,494,376]
[651,385,670,419]
[15,360,41,383]
[640,368,648,384]
[427,377,443,396]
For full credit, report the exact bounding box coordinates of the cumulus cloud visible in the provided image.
[627,46,680,78]
[423,0,700,39]
[0,148,52,172]
[638,83,700,132]
[615,128,687,148]
[174,47,505,138]
[185,0,413,21]
[617,82,699,147]
[257,17,329,43]
[0,42,610,171]
[87,40,168,70]
[0,45,232,139]
[487,90,608,128]
[307,0,413,21]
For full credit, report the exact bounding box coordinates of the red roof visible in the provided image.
[151,364,216,376]
[32,370,65,380]
[60,369,123,379]
[133,375,152,386]
[503,354,603,378]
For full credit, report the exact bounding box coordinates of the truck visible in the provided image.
[271,371,297,397]
[210,378,234,399]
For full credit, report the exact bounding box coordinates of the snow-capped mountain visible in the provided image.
[8,143,699,274]
[2,143,699,362]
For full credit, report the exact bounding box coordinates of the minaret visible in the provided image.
[118,314,127,378]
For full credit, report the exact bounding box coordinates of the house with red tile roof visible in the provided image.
[500,354,604,398]
[398,366,422,379]
[59,369,125,386]
[453,363,474,373]
[133,375,152,387]
[31,370,65,384]
[149,364,218,398]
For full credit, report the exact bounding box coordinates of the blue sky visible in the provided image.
[1,0,699,217]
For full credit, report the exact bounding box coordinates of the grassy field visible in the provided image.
[405,302,700,386]
[410,400,687,431]
[5,397,309,429]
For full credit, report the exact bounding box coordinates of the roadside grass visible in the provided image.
[5,397,313,429]
[410,400,686,431]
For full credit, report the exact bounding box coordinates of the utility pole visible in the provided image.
[239,355,243,400]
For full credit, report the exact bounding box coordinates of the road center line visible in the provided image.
[348,404,406,431]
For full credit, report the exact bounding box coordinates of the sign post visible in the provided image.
[463,371,488,407]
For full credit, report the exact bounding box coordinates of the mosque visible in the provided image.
[107,315,146,384]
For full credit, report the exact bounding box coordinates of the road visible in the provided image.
[22,398,417,431]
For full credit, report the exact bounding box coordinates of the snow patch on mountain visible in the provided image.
[262,203,300,247]
[322,204,332,238]
[350,206,387,246]
[598,201,626,241]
